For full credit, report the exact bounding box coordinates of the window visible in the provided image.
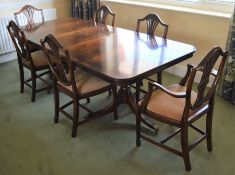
[208,0,234,2]
[133,0,234,13]
[160,0,234,3]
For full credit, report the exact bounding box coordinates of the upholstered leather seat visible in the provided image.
[59,69,110,95]
[146,84,197,123]
[23,50,49,69]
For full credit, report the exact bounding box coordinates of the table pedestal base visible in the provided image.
[116,86,158,132]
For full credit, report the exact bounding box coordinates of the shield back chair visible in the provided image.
[136,47,228,171]
[7,20,51,102]
[14,5,45,52]
[41,34,118,137]
[94,5,115,26]
[14,5,45,26]
[94,4,115,96]
[134,13,169,101]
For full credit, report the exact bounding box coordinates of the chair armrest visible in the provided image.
[188,63,196,68]
[148,81,187,98]
[111,13,115,26]
[210,69,218,77]
[140,81,186,111]
[179,64,196,86]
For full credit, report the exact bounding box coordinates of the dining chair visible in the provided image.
[14,5,45,26]
[132,13,169,102]
[136,13,168,39]
[14,5,45,53]
[41,34,118,137]
[136,47,228,171]
[7,20,51,102]
[94,5,115,26]
[134,13,169,100]
[94,5,115,96]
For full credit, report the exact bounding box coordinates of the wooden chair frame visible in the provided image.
[7,20,51,102]
[41,34,118,137]
[136,47,228,171]
[93,5,115,96]
[134,13,169,102]
[94,5,115,26]
[136,13,168,39]
[14,5,45,26]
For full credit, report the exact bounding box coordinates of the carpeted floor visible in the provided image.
[0,60,234,175]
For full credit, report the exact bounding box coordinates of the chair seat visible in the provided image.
[59,69,110,96]
[24,50,49,69]
[146,84,197,123]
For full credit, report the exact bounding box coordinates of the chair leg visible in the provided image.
[47,70,52,93]
[31,71,37,102]
[53,84,60,123]
[112,86,118,120]
[135,81,141,104]
[157,71,162,84]
[136,111,141,147]
[181,126,191,171]
[71,98,79,137]
[206,104,214,152]
[86,98,90,103]
[108,89,112,96]
[18,61,24,93]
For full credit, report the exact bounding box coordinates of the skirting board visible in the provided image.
[0,52,17,64]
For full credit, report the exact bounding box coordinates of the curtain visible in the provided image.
[71,0,100,20]
[218,5,235,104]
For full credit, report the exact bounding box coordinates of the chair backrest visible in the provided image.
[7,20,32,64]
[14,5,44,26]
[186,47,228,110]
[136,13,168,38]
[41,34,75,87]
[94,5,115,26]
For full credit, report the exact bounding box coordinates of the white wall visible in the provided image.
[102,0,231,73]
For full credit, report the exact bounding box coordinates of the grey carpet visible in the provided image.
[0,60,234,175]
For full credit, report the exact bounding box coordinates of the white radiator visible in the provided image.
[0,8,57,55]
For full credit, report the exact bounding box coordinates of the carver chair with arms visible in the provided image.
[136,47,228,171]
[7,20,51,102]
[41,34,118,137]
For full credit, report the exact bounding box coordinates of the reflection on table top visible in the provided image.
[23,17,196,85]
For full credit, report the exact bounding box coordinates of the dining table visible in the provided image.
[22,17,196,131]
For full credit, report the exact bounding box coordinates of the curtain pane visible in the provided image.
[218,5,235,104]
[71,0,100,19]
